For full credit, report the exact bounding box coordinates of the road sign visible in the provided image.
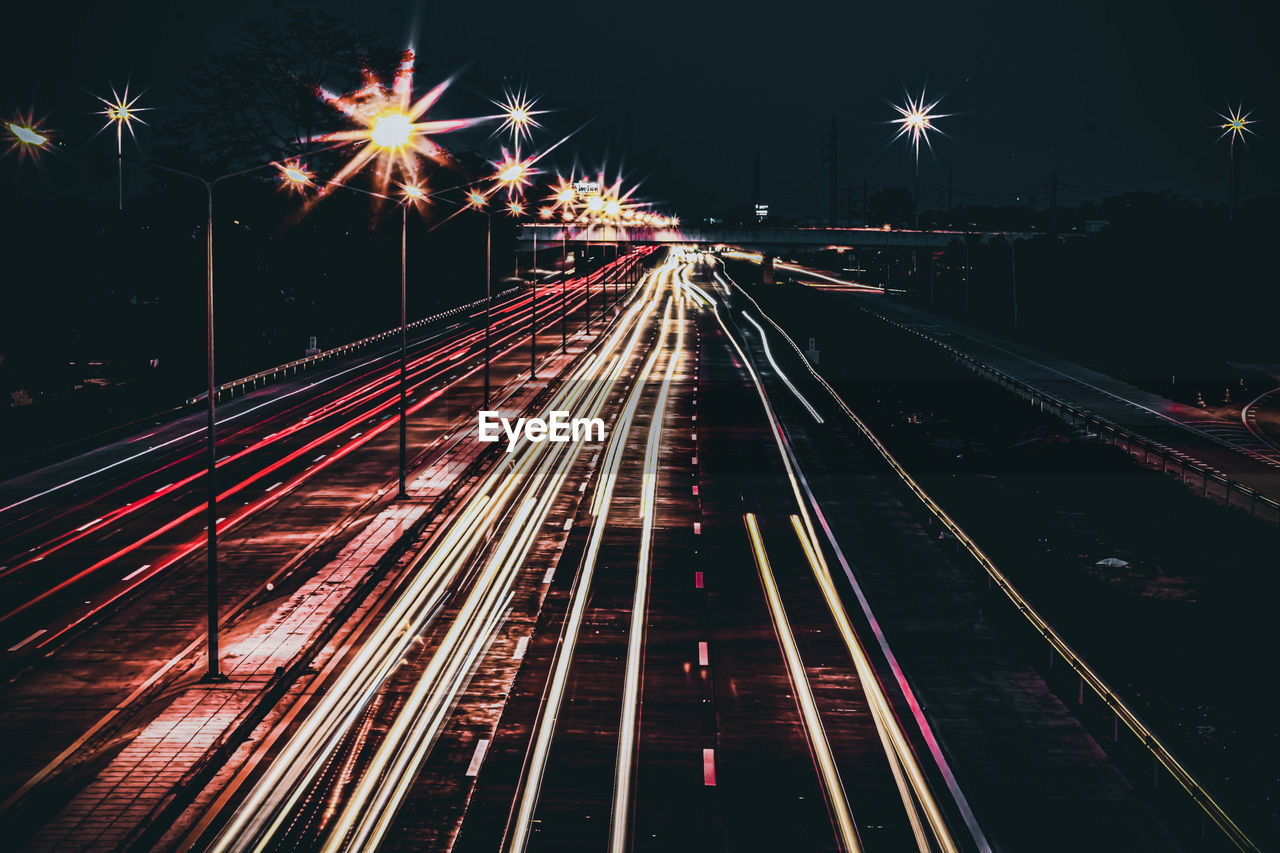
[574,181,600,197]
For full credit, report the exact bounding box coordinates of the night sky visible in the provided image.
[3,0,1275,217]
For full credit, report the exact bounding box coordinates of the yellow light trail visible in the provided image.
[210,258,672,853]
[710,270,967,853]
[728,267,1255,852]
[610,268,686,853]
[744,513,862,853]
[505,258,680,853]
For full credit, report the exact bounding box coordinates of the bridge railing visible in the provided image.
[185,285,522,406]
[860,307,1280,526]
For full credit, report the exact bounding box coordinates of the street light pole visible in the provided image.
[398,202,408,499]
[561,227,568,353]
[202,184,222,683]
[530,226,537,379]
[585,224,593,334]
[484,212,492,408]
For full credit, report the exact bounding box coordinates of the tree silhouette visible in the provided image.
[167,11,394,173]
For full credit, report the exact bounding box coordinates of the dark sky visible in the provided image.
[3,0,1275,217]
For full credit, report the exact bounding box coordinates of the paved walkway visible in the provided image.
[23,334,596,852]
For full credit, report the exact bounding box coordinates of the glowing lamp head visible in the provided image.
[604,199,620,217]
[108,105,130,122]
[468,190,488,209]
[499,162,525,184]
[402,183,426,201]
[586,195,604,213]
[282,167,309,184]
[370,111,413,150]
[8,122,47,147]
[539,206,553,219]
[507,201,524,217]
[557,187,575,204]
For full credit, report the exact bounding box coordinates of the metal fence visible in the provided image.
[862,307,1280,526]
[187,286,523,406]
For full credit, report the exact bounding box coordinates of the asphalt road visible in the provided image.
[4,248,1195,852]
[172,250,1184,853]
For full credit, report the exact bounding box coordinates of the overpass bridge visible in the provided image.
[516,222,1039,252]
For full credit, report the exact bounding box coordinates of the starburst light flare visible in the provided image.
[95,84,149,150]
[1217,103,1255,148]
[6,112,50,161]
[492,86,546,147]
[315,49,487,197]
[891,86,949,164]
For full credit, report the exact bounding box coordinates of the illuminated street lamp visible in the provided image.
[315,49,485,197]
[142,155,308,682]
[548,179,580,352]
[298,169,430,498]
[506,200,541,379]
[5,114,50,161]
[891,85,948,227]
[1217,103,1255,220]
[468,189,496,407]
[493,88,546,146]
[95,84,149,210]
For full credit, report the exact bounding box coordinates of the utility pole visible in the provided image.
[820,119,837,226]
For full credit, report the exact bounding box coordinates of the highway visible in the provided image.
[174,250,990,853]
[0,251,648,832]
[0,254,644,661]
[2,247,1198,852]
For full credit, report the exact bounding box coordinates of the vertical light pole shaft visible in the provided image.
[484,214,491,408]
[203,184,223,683]
[561,229,568,353]
[398,203,408,499]
[585,228,593,333]
[117,128,124,212]
[531,228,537,379]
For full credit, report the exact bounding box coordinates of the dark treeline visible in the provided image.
[0,180,519,465]
[794,191,1280,408]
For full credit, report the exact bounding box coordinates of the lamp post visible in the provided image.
[1217,104,1254,222]
[397,183,426,498]
[304,171,426,499]
[142,157,290,683]
[507,200,536,380]
[891,87,947,230]
[95,85,148,212]
[467,191,493,408]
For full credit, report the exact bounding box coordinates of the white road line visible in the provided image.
[7,629,46,652]
[465,738,491,777]
[122,564,151,582]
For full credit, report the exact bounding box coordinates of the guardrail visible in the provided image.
[733,281,1262,853]
[861,307,1280,526]
[185,285,523,406]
